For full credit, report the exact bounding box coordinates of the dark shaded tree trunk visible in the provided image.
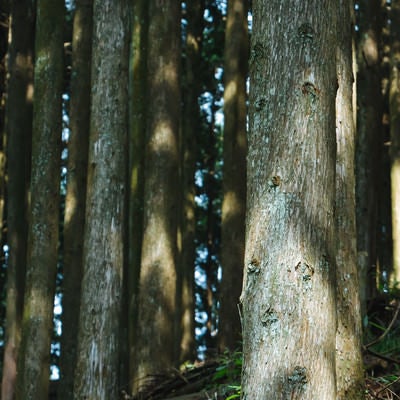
[133,0,181,389]
[240,0,338,397]
[72,1,129,398]
[218,0,248,352]
[127,0,148,392]
[1,1,34,399]
[58,1,92,399]
[355,0,382,313]
[16,1,64,398]
[335,1,364,397]
[179,0,204,363]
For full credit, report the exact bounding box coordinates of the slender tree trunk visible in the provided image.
[16,1,64,398]
[58,1,92,399]
[218,0,248,352]
[241,1,338,398]
[335,1,364,398]
[179,0,204,363]
[390,0,400,286]
[1,2,34,399]
[133,0,181,389]
[72,0,129,398]
[355,0,382,312]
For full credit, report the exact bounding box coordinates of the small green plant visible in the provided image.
[225,385,241,400]
[211,350,242,399]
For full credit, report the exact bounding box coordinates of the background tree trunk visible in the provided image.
[179,0,204,363]
[58,1,92,399]
[390,0,400,286]
[218,0,248,352]
[72,0,129,398]
[335,1,364,397]
[128,0,148,392]
[16,1,64,398]
[1,1,34,398]
[355,0,382,312]
[133,0,181,389]
[241,1,338,398]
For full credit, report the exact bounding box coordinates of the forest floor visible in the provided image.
[127,294,400,400]
[125,355,400,400]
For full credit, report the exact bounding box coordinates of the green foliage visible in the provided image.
[211,350,242,399]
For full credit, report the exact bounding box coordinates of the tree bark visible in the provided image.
[58,1,92,399]
[2,1,34,399]
[16,1,64,399]
[355,0,382,312]
[179,0,204,363]
[133,0,181,389]
[390,0,400,286]
[335,1,365,398]
[241,1,338,398]
[127,0,148,392]
[218,0,248,352]
[72,0,129,398]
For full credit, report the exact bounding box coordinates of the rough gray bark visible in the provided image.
[2,1,34,399]
[58,1,92,399]
[240,1,338,398]
[335,1,365,398]
[219,0,248,352]
[133,0,181,389]
[16,1,64,399]
[72,0,129,398]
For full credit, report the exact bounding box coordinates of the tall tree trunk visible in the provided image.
[179,0,204,363]
[133,0,181,389]
[72,0,129,398]
[218,0,248,352]
[0,1,7,260]
[58,1,92,399]
[335,1,364,398]
[127,0,148,392]
[16,1,64,398]
[1,2,34,399]
[390,1,400,286]
[240,1,338,398]
[355,0,382,313]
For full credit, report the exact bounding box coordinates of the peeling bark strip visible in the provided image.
[73,0,129,399]
[241,1,338,399]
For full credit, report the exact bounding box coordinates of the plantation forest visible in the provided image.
[0,0,400,399]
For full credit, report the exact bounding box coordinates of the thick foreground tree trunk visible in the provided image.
[240,1,338,398]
